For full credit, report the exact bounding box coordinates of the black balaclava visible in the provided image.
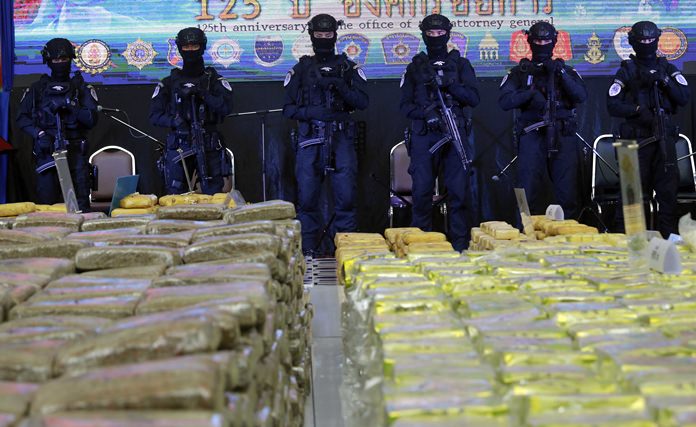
[42,38,75,81]
[308,14,338,60]
[629,21,661,66]
[420,14,452,59]
[527,22,557,63]
[176,27,207,77]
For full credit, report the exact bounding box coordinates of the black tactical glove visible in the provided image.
[35,130,53,153]
[637,106,654,126]
[318,76,345,91]
[528,90,546,111]
[48,97,70,113]
[172,114,188,132]
[424,106,441,132]
[180,85,200,98]
[303,105,334,122]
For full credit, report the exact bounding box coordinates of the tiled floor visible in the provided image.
[303,258,345,427]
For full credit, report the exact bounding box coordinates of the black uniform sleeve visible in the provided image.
[72,81,99,128]
[498,68,534,111]
[16,85,41,138]
[338,64,368,110]
[559,67,587,104]
[447,58,479,107]
[663,64,690,107]
[150,79,175,129]
[607,67,638,118]
[282,62,311,121]
[399,63,426,120]
[203,72,234,117]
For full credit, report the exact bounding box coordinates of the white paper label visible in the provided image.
[545,204,565,221]
[646,237,682,274]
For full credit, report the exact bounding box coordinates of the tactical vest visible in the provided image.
[621,58,677,114]
[168,67,222,126]
[32,73,83,133]
[411,50,462,110]
[297,54,354,113]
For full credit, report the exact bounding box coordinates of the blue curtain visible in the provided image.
[0,0,15,203]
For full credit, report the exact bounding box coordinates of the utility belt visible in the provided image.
[169,129,222,152]
[619,122,678,140]
[297,120,354,149]
[519,114,577,137]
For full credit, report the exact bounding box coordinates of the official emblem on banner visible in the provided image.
[337,34,369,65]
[479,33,499,61]
[292,35,314,60]
[658,27,687,60]
[74,40,112,75]
[122,38,157,70]
[509,30,572,62]
[167,38,182,68]
[613,26,634,60]
[254,36,284,67]
[553,32,573,60]
[509,31,530,62]
[584,32,605,64]
[210,38,243,68]
[448,32,468,56]
[381,33,420,65]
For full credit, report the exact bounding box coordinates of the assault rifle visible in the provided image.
[638,81,669,166]
[427,71,472,173]
[523,63,558,157]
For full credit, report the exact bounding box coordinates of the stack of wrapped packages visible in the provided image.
[340,227,696,427]
[470,218,607,251]
[0,199,312,427]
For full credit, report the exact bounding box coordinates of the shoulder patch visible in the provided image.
[675,73,688,86]
[500,73,509,88]
[220,79,232,91]
[608,82,622,97]
[399,72,406,88]
[152,83,163,99]
[357,67,367,82]
[284,69,294,87]
[88,85,98,102]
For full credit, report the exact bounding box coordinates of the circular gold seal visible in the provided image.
[658,27,687,61]
[75,39,112,75]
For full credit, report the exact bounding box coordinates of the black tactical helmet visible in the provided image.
[526,22,557,44]
[308,14,338,33]
[308,14,338,55]
[628,21,662,44]
[41,38,75,64]
[176,27,207,52]
[419,14,453,32]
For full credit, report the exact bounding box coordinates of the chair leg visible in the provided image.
[441,203,448,234]
[388,206,394,228]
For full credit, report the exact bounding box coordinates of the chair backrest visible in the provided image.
[676,134,696,192]
[88,146,136,202]
[592,134,620,201]
[221,148,236,193]
[390,141,412,195]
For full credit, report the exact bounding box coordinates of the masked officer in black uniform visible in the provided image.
[607,21,690,237]
[150,27,233,195]
[400,14,479,251]
[499,22,587,220]
[283,14,369,255]
[16,38,98,211]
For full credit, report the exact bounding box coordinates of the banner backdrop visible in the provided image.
[12,0,695,83]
